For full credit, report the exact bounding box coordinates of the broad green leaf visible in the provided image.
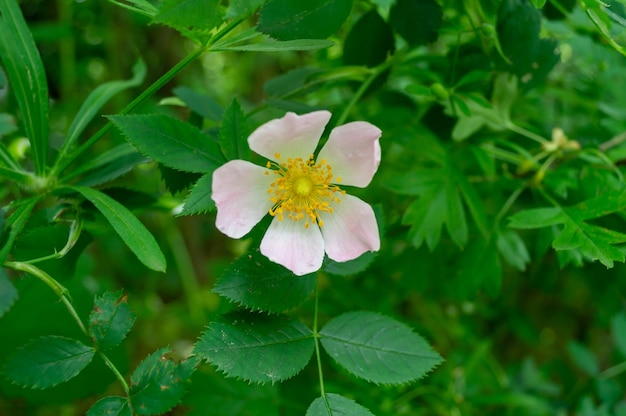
[153,0,223,41]
[611,312,626,358]
[130,348,198,415]
[69,186,166,272]
[179,173,215,215]
[219,99,250,161]
[0,0,49,175]
[195,312,315,384]
[216,39,335,52]
[89,290,136,350]
[389,0,442,46]
[4,336,95,389]
[109,114,226,173]
[173,86,223,121]
[258,0,352,41]
[319,312,442,384]
[214,248,316,313]
[343,9,394,68]
[61,59,146,156]
[225,0,266,19]
[306,393,375,416]
[0,196,41,263]
[86,396,132,416]
[0,268,18,318]
[567,341,599,377]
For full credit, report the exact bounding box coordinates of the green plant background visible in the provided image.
[1,0,626,415]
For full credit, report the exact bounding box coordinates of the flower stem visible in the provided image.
[313,277,331,411]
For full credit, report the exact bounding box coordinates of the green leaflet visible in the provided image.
[68,186,166,272]
[213,248,316,313]
[109,114,226,174]
[258,0,353,41]
[86,396,132,416]
[219,99,250,161]
[152,0,222,42]
[173,86,223,121]
[319,311,443,385]
[130,348,198,415]
[508,190,626,267]
[0,0,49,175]
[567,341,600,377]
[179,173,215,215]
[195,312,315,384]
[306,393,375,416]
[4,336,95,389]
[214,39,335,52]
[89,290,136,350]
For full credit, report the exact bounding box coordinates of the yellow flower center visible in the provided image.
[266,153,344,228]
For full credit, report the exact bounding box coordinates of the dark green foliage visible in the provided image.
[343,9,394,67]
[389,0,442,46]
[89,290,136,350]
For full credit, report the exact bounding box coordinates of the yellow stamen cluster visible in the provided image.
[266,153,344,228]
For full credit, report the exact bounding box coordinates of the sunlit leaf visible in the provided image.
[319,312,442,384]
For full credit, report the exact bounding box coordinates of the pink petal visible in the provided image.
[318,194,380,262]
[317,121,382,188]
[260,217,325,276]
[248,111,332,162]
[211,160,274,239]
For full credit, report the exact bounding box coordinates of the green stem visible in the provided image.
[51,46,206,178]
[505,122,549,146]
[599,360,626,380]
[24,219,82,265]
[493,186,525,227]
[4,261,131,396]
[313,278,330,411]
[335,52,399,126]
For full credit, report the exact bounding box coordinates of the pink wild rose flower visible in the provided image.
[211,110,381,276]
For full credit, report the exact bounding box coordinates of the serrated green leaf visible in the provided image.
[173,86,223,121]
[0,0,49,175]
[567,341,599,377]
[159,164,201,195]
[86,396,132,416]
[389,0,442,46]
[319,312,442,384]
[403,188,446,250]
[214,249,316,313]
[219,99,250,161]
[0,268,18,318]
[306,393,375,416]
[130,348,198,415]
[258,0,352,41]
[179,173,215,215]
[69,186,166,272]
[61,59,146,157]
[153,0,223,41]
[4,336,95,389]
[109,114,226,173]
[89,290,136,350]
[611,312,626,358]
[195,312,315,384]
[508,207,565,229]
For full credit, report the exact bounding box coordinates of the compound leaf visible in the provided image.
[214,248,316,313]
